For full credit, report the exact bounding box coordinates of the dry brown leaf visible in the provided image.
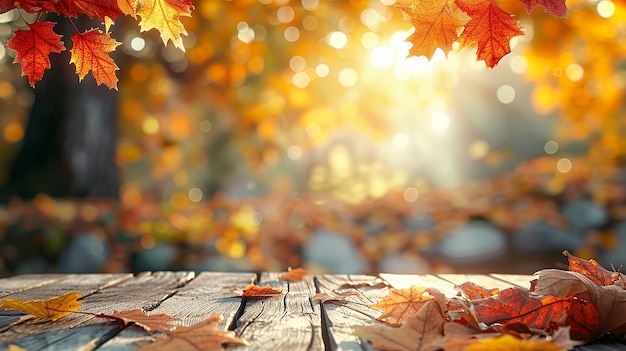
[339,278,391,289]
[311,289,361,304]
[354,299,445,351]
[532,269,626,336]
[370,286,436,325]
[278,267,309,282]
[136,314,247,351]
[100,309,180,333]
[231,283,282,300]
[0,291,83,321]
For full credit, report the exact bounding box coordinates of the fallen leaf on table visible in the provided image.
[339,278,391,289]
[95,309,180,334]
[312,289,361,304]
[354,299,445,351]
[464,334,563,351]
[456,281,499,300]
[370,286,438,325]
[562,250,624,286]
[278,267,309,282]
[136,314,247,351]
[231,283,282,299]
[0,291,83,321]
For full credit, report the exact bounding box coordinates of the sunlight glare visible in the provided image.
[361,32,379,49]
[338,68,358,87]
[292,71,310,88]
[130,36,146,51]
[544,140,558,154]
[328,31,349,49]
[431,112,451,131]
[302,0,319,11]
[370,46,395,68]
[597,0,615,18]
[565,63,584,82]
[557,158,572,173]
[392,132,409,149]
[496,85,515,104]
[315,63,330,77]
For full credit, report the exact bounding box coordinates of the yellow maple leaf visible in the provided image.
[0,291,83,321]
[137,0,193,51]
[465,334,563,351]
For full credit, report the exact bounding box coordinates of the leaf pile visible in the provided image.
[397,0,566,67]
[354,251,626,350]
[2,0,194,89]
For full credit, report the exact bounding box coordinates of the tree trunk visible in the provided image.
[0,15,119,201]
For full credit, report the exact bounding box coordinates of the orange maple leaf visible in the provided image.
[0,291,83,321]
[370,286,437,326]
[117,0,139,16]
[234,283,282,299]
[5,21,65,88]
[137,0,193,51]
[70,28,121,89]
[398,0,469,59]
[137,314,248,351]
[455,0,523,67]
[278,267,309,282]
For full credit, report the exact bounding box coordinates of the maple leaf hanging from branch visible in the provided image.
[398,0,565,68]
[1,0,194,89]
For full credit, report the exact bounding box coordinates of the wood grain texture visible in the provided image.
[0,272,191,350]
[0,274,75,297]
[380,273,458,296]
[99,271,255,351]
[316,274,385,351]
[231,272,324,351]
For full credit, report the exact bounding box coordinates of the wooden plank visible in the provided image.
[489,273,535,289]
[316,274,387,351]
[98,272,256,351]
[379,273,458,296]
[0,272,194,350]
[0,274,75,297]
[230,272,324,351]
[437,274,524,291]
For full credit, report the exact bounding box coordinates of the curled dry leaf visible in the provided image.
[231,283,282,300]
[311,289,361,304]
[278,268,309,282]
[0,291,83,321]
[137,314,247,351]
[354,299,445,351]
[97,309,180,334]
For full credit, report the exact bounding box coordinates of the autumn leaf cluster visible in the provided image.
[398,0,566,67]
[1,0,194,89]
[317,251,626,350]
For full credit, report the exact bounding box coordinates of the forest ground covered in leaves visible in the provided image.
[1,151,625,278]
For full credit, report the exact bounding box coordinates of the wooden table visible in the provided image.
[0,272,623,350]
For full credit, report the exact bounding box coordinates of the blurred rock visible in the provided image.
[602,220,626,268]
[304,228,366,274]
[430,220,507,266]
[378,254,430,274]
[59,232,109,273]
[131,243,177,272]
[513,221,582,252]
[562,198,608,231]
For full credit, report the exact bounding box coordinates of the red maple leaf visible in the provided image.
[519,0,567,18]
[58,0,125,22]
[455,0,523,67]
[563,250,625,286]
[0,0,15,13]
[5,21,65,88]
[70,28,121,89]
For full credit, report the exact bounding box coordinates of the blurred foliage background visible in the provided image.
[0,0,625,277]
